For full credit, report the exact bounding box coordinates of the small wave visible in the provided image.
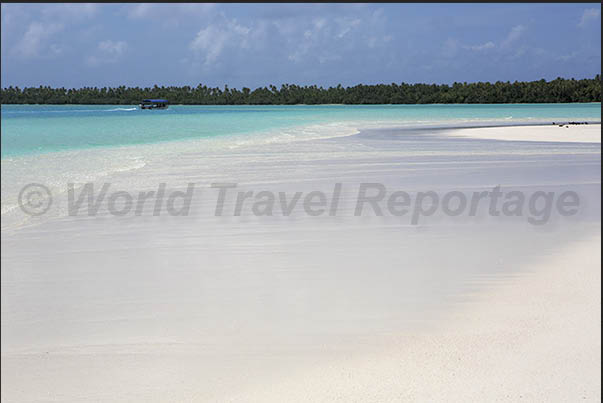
[105,107,137,112]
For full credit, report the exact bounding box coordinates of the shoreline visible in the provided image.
[2,120,601,161]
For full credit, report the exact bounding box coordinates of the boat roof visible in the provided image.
[142,99,169,103]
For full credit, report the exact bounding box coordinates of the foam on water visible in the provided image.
[105,107,138,112]
[1,148,148,230]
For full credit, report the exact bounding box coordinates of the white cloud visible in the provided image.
[287,17,331,62]
[465,41,495,51]
[443,38,496,57]
[363,9,391,49]
[335,17,361,38]
[98,40,127,56]
[501,25,525,48]
[86,40,128,66]
[189,19,251,66]
[7,4,97,59]
[578,8,600,28]
[285,9,390,64]
[313,17,327,31]
[13,21,64,58]
[441,25,525,61]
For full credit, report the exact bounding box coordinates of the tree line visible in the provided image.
[1,76,600,105]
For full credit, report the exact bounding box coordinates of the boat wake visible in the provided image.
[105,107,137,112]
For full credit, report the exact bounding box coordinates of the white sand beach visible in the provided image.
[1,123,601,402]
[449,123,601,143]
[227,233,601,402]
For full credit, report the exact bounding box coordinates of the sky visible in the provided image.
[1,3,601,89]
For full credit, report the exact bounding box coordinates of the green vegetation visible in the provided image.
[1,76,600,105]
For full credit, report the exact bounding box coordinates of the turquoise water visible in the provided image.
[2,103,600,158]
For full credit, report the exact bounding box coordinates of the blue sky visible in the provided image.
[1,3,600,89]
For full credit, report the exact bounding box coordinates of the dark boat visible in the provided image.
[139,99,169,110]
